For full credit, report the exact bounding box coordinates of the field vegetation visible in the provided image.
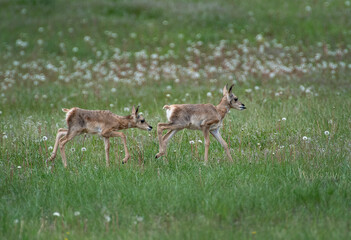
[1,0,351,239]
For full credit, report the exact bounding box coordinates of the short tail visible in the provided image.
[62,108,70,113]
[163,105,171,110]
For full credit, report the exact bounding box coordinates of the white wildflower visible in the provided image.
[53,212,60,217]
[74,211,80,216]
[17,166,22,169]
[104,215,111,222]
[81,147,87,152]
[42,136,48,141]
[302,136,308,141]
[84,36,91,42]
[136,215,144,222]
[206,92,212,97]
[282,117,286,121]
[324,131,330,136]
[189,140,195,144]
[198,140,203,143]
[255,34,263,42]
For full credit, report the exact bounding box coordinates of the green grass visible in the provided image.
[1,0,351,239]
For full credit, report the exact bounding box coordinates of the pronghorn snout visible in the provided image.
[240,104,246,110]
[148,126,153,131]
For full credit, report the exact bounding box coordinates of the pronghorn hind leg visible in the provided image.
[155,123,182,159]
[202,128,210,164]
[47,128,68,164]
[58,130,79,168]
[103,137,110,167]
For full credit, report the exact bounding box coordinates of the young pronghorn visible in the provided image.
[155,84,246,163]
[47,106,152,167]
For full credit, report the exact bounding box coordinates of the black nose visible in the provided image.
[149,126,153,129]
[242,104,245,106]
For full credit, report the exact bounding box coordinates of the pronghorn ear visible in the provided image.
[135,105,139,115]
[223,84,228,96]
[229,84,234,93]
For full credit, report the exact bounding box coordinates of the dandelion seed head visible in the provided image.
[282,117,286,121]
[42,136,48,141]
[81,147,87,152]
[303,136,308,141]
[324,131,330,135]
[104,214,111,222]
[53,212,60,217]
[74,211,80,216]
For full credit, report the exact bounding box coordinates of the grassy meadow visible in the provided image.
[1,0,351,239]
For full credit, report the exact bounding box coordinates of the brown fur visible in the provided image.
[47,106,152,167]
[155,84,246,163]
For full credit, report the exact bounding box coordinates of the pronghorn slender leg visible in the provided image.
[155,123,183,159]
[109,131,130,164]
[47,128,68,164]
[162,130,172,141]
[202,128,210,164]
[210,129,233,162]
[58,130,79,168]
[163,130,178,144]
[103,137,110,167]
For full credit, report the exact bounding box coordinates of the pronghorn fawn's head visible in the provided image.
[223,84,246,110]
[131,106,153,131]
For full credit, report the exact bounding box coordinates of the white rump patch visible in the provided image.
[65,108,75,122]
[166,108,173,121]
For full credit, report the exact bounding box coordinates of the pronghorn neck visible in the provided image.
[114,115,136,130]
[216,97,230,119]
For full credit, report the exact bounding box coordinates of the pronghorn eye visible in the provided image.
[141,119,145,123]
[234,97,238,102]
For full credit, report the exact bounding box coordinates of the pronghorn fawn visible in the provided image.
[155,84,246,163]
[47,106,152,167]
